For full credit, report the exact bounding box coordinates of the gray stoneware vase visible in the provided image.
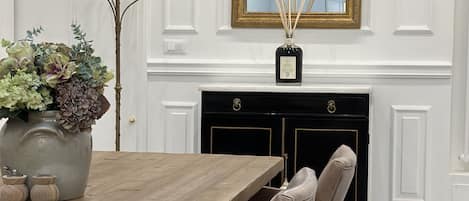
[0,111,92,200]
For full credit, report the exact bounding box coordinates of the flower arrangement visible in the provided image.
[0,25,113,132]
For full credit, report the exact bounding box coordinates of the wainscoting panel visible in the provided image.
[163,0,198,33]
[360,0,373,31]
[392,105,432,201]
[395,0,433,34]
[216,0,231,32]
[452,184,469,201]
[462,34,469,163]
[162,101,198,153]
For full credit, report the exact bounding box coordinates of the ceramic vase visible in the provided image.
[0,111,92,200]
[30,175,59,201]
[0,175,28,201]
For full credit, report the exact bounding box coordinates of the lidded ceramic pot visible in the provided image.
[30,175,59,201]
[0,175,28,201]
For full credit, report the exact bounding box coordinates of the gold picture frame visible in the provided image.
[232,0,361,29]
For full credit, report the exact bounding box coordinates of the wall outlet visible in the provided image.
[164,39,186,54]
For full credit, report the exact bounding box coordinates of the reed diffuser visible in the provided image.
[275,0,309,84]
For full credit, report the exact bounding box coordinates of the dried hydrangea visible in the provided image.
[56,77,102,133]
[0,71,52,111]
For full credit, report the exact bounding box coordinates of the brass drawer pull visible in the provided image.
[327,100,336,114]
[233,98,242,111]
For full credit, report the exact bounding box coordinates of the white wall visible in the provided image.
[0,0,14,57]
[0,0,145,151]
[450,0,469,199]
[451,0,469,171]
[0,0,15,130]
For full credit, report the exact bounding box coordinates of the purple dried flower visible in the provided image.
[56,77,107,133]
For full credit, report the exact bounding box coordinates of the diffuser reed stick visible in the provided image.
[288,0,292,33]
[307,0,315,12]
[293,0,307,31]
[274,0,289,34]
[275,0,308,37]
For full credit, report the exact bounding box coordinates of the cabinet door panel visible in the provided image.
[294,129,358,174]
[211,126,272,155]
[285,117,368,201]
[202,115,282,157]
[201,115,283,186]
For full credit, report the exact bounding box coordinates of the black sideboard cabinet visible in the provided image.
[201,91,369,201]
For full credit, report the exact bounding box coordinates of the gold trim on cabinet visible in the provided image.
[232,0,361,28]
[210,126,273,156]
[294,128,359,201]
[281,118,286,184]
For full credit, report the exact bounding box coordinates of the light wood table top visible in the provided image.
[70,152,283,201]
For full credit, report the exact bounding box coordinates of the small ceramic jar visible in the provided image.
[30,175,60,201]
[0,175,28,201]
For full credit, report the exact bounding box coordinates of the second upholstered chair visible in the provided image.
[315,144,357,201]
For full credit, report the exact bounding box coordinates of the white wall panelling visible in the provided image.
[452,184,469,201]
[216,0,232,32]
[147,58,452,79]
[119,0,148,152]
[461,16,469,163]
[162,101,198,153]
[394,0,433,34]
[150,1,454,62]
[450,173,469,201]
[163,0,198,33]
[450,0,469,171]
[0,0,14,58]
[392,105,432,201]
[0,0,14,131]
[360,0,373,31]
[0,0,14,39]
[465,0,469,165]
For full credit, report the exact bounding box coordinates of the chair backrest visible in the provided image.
[271,167,318,201]
[316,145,357,201]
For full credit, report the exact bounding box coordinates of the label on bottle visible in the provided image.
[280,56,297,79]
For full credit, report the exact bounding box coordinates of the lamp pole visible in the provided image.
[106,0,141,152]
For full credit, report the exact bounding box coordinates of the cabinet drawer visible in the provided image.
[202,91,369,117]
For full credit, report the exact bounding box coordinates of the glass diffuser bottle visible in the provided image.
[276,34,303,84]
[274,0,306,85]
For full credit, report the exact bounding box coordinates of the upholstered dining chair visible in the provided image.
[315,144,357,201]
[249,144,357,201]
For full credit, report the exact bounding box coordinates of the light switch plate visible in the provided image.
[164,39,186,54]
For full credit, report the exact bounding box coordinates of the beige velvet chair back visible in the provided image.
[270,167,318,201]
[315,145,357,201]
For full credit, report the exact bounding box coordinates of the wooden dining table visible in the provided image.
[69,152,283,201]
